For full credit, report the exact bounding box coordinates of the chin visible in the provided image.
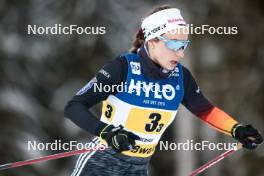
[164,66,175,71]
[169,64,178,69]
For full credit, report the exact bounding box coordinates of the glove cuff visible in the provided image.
[94,122,108,136]
[99,125,123,141]
[231,123,243,138]
[99,124,113,139]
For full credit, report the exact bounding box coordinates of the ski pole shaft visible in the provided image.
[189,143,242,176]
[0,146,106,171]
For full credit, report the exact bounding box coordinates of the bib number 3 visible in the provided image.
[145,113,164,132]
[105,104,113,118]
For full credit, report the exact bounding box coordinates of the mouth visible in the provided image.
[170,60,178,65]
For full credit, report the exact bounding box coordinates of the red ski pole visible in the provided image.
[0,145,106,171]
[189,143,242,176]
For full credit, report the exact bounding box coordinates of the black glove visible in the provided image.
[100,125,140,152]
[232,124,263,150]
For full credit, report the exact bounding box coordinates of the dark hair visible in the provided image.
[129,4,174,53]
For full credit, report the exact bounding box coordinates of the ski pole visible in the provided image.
[189,143,242,176]
[0,145,106,171]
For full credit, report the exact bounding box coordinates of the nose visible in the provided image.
[175,49,184,58]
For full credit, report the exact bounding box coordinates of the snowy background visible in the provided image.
[0,0,263,175]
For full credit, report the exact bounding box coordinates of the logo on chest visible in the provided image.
[127,79,179,100]
[130,62,141,75]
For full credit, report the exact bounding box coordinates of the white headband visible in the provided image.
[141,8,186,41]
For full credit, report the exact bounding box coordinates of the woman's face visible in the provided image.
[148,30,189,70]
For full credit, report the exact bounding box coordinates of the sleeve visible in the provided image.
[64,56,128,136]
[181,66,238,136]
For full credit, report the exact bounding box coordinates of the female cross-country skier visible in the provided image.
[64,5,263,176]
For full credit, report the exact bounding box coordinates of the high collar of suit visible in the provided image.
[138,44,172,80]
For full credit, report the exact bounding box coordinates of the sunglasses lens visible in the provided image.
[165,40,188,51]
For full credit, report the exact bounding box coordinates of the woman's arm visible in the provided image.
[181,67,263,150]
[181,66,238,136]
[64,56,128,136]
